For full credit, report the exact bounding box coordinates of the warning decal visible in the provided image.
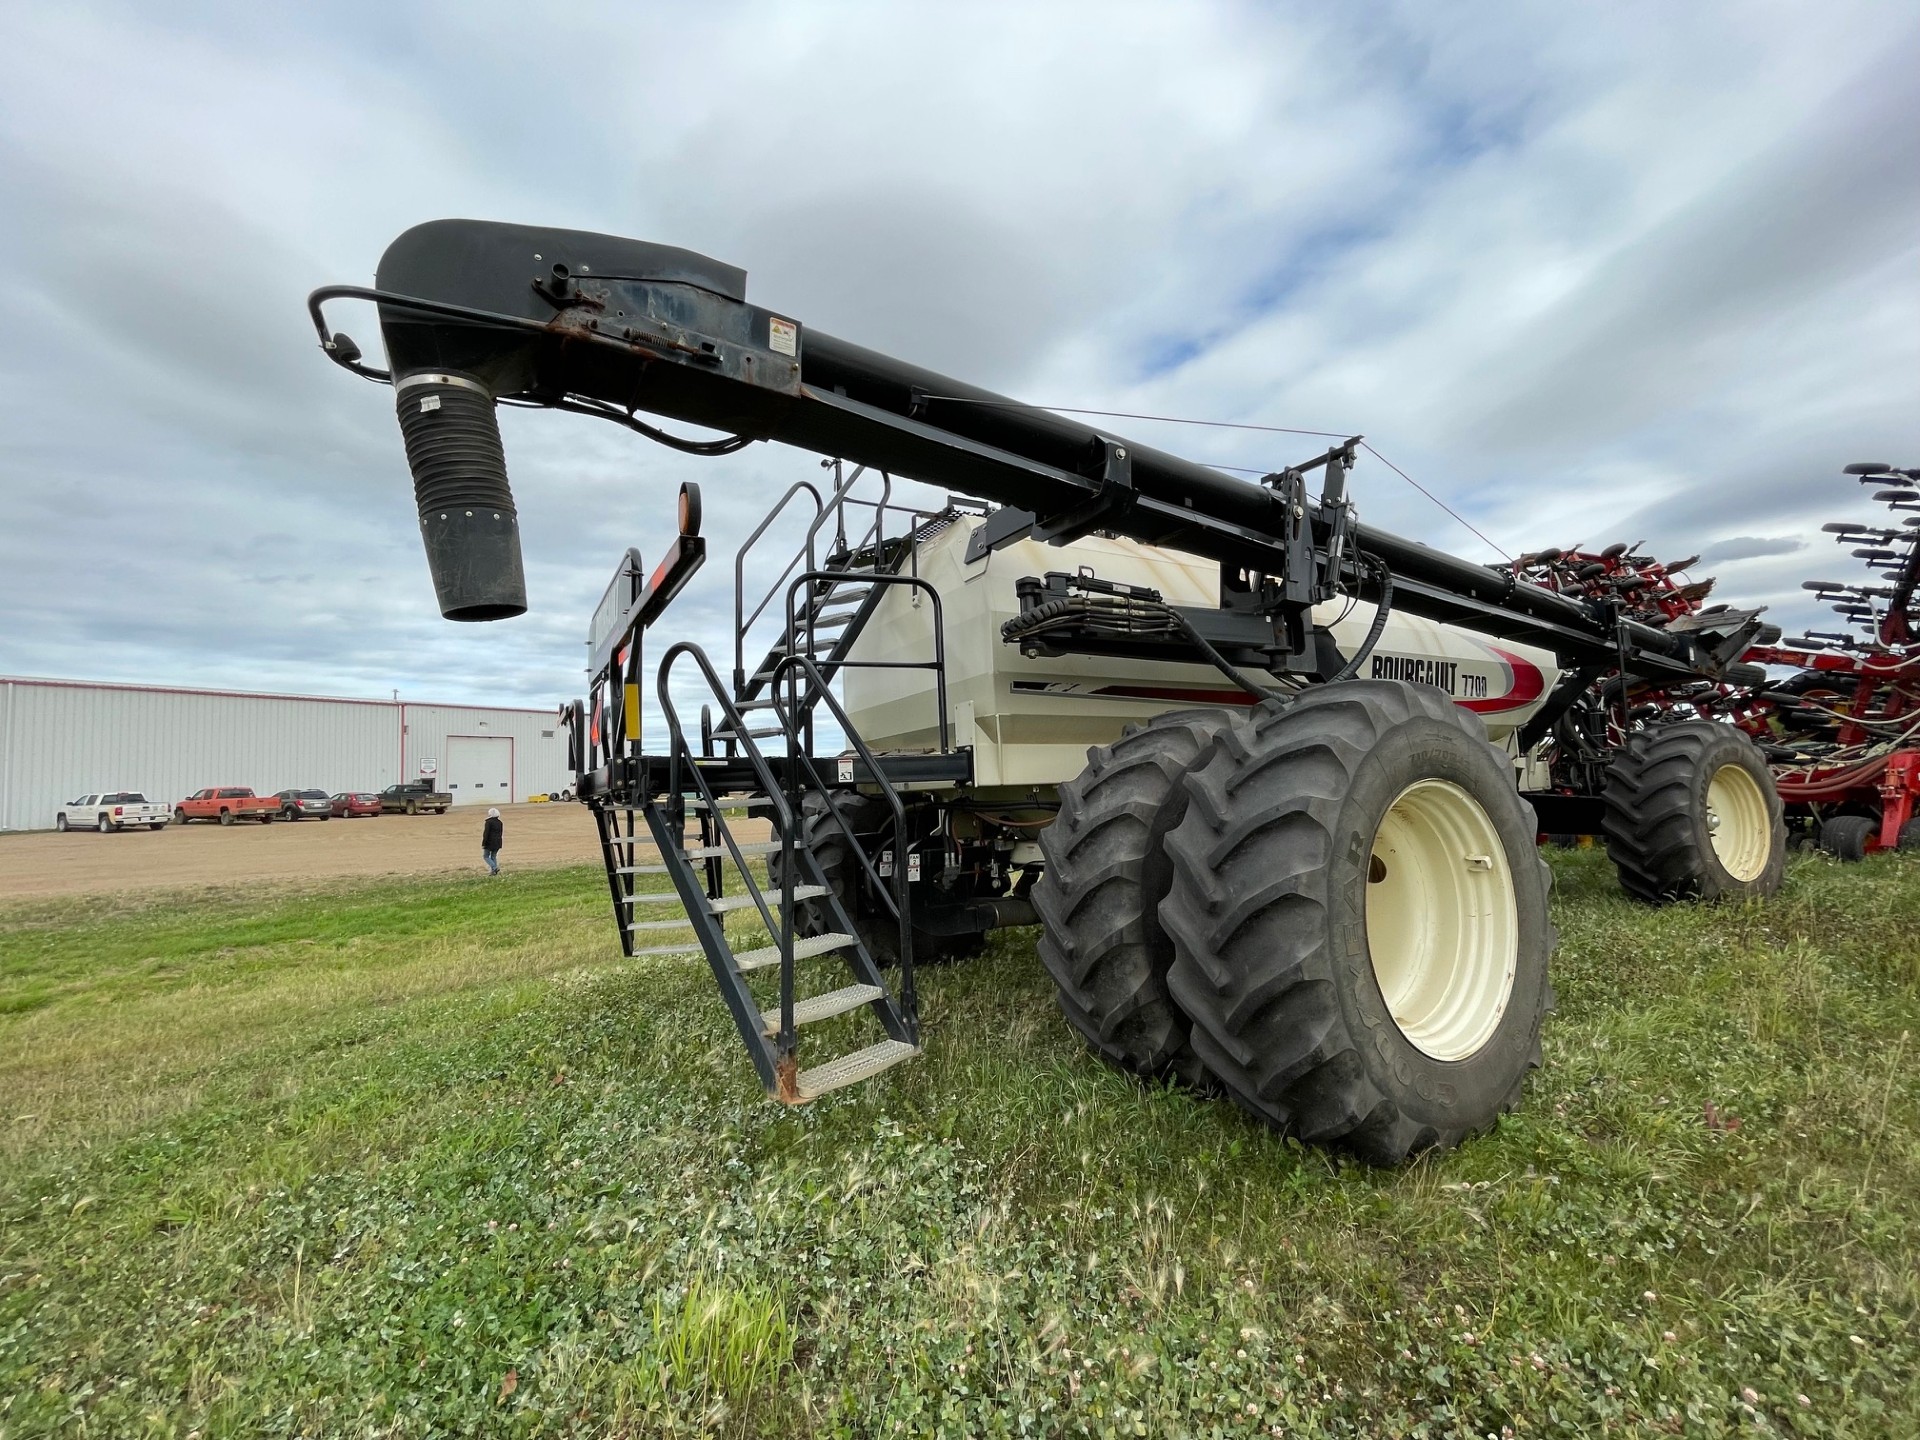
[769,317,798,356]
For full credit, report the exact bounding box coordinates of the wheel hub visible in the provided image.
[1364,779,1520,1062]
[1704,763,1770,881]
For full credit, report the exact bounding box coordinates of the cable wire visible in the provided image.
[503,394,757,455]
[920,395,1352,441]
[919,394,1510,560]
[1356,441,1510,560]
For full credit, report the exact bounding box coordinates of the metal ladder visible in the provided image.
[571,460,965,1103]
[730,462,957,729]
[595,645,922,1102]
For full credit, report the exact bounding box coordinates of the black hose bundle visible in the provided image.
[999,553,1396,702]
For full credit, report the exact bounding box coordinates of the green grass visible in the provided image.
[2,851,1918,1437]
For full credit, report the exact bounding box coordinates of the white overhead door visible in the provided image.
[446,735,513,806]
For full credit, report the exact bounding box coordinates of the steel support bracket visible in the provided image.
[1029,439,1137,547]
[963,504,1039,562]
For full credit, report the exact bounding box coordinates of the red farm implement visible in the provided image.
[1507,461,1920,860]
[1742,461,1920,858]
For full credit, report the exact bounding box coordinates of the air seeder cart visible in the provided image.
[312,220,1789,1163]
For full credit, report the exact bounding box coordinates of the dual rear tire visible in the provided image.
[1036,694,1791,1165]
[1033,708,1232,1089]
[1037,681,1555,1165]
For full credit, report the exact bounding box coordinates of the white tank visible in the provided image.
[843,515,1560,791]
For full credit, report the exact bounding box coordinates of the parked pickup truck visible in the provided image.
[56,791,172,832]
[175,787,280,826]
[380,781,452,815]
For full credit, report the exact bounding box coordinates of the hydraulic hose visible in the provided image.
[1325,556,1394,684]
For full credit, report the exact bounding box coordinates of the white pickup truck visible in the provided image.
[55,791,172,832]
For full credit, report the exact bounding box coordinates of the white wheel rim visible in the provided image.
[1705,762,1770,881]
[1364,779,1520,1062]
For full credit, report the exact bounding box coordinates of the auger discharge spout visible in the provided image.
[393,370,524,621]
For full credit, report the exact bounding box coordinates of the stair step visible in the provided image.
[688,795,768,811]
[713,725,784,740]
[734,931,856,972]
[759,983,885,1035]
[613,864,670,875]
[631,942,701,958]
[709,885,826,914]
[620,891,685,906]
[682,840,784,859]
[628,918,692,932]
[736,698,781,712]
[793,1039,920,1101]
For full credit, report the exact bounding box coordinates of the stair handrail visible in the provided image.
[771,650,919,1033]
[733,466,883,700]
[803,465,891,564]
[782,570,951,756]
[734,480,825,694]
[656,643,798,965]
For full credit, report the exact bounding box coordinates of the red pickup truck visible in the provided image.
[175,787,280,826]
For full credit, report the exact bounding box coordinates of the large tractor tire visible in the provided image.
[1034,707,1233,1086]
[1602,720,1785,903]
[780,791,983,967]
[1161,681,1554,1165]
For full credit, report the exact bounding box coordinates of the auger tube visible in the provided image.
[312,218,1747,678]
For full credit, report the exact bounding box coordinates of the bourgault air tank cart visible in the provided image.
[311,221,1787,1164]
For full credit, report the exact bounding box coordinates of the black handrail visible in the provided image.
[803,465,890,563]
[782,571,951,755]
[771,652,919,1033]
[734,480,824,692]
[656,645,796,994]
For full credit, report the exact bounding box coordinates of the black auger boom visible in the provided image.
[310,219,1761,684]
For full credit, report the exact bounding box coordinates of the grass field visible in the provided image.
[2,851,1918,1438]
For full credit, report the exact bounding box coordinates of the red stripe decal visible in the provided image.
[1458,647,1547,714]
[1089,683,1262,708]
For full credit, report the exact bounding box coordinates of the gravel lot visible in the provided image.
[0,802,609,899]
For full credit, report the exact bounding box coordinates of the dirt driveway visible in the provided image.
[0,803,610,900]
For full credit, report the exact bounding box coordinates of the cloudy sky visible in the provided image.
[2,1,1915,712]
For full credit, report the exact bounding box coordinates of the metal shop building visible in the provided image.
[0,676,571,831]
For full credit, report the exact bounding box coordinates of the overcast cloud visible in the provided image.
[1,1,1915,713]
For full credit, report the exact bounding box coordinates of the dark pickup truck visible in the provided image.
[380,782,452,815]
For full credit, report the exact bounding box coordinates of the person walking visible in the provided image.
[482,807,503,875]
